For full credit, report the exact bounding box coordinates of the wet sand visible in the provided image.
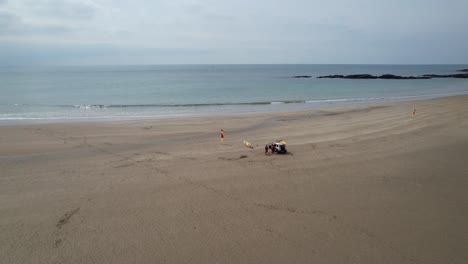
[1,95,468,263]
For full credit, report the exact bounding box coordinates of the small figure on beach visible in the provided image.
[413,108,416,116]
[270,144,276,154]
[265,144,269,155]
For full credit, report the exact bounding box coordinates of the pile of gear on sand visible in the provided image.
[265,140,287,155]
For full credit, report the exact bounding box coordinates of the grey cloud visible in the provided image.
[185,3,203,14]
[0,11,21,31]
[0,1,91,37]
[0,0,467,65]
[202,13,236,22]
[182,3,236,22]
[26,0,99,20]
[0,11,70,36]
[0,10,15,23]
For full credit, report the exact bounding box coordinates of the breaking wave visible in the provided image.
[63,92,467,109]
[2,91,467,123]
[4,91,467,110]
[68,101,306,109]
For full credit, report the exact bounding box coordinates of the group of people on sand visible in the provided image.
[264,139,287,155]
[265,143,276,155]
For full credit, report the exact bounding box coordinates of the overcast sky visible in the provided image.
[1,0,467,65]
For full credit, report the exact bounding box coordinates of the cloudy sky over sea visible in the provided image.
[1,0,467,65]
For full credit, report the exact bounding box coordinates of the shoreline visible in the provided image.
[2,91,467,126]
[1,94,467,263]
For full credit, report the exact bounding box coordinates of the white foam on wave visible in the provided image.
[2,90,467,123]
[74,104,109,109]
[305,91,468,104]
[306,97,386,103]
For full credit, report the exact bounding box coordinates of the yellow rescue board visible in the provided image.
[243,140,253,148]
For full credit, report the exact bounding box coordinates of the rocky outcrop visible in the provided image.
[316,75,344,78]
[316,72,468,79]
[379,74,431,79]
[296,69,468,80]
[317,74,430,80]
[423,73,468,78]
[292,75,312,78]
[343,74,377,79]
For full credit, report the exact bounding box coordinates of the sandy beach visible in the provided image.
[1,95,467,263]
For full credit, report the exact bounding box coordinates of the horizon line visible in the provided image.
[1,63,468,68]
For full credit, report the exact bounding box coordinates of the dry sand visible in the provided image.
[1,95,468,264]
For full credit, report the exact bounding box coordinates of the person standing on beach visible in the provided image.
[265,144,269,155]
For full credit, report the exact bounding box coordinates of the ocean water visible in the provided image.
[1,64,468,123]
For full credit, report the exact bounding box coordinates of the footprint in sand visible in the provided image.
[56,207,80,229]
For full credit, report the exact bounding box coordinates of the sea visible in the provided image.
[1,64,468,124]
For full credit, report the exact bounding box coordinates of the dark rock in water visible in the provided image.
[292,75,312,78]
[345,74,377,79]
[423,73,468,78]
[378,74,404,79]
[379,74,430,80]
[317,74,429,80]
[423,74,451,78]
[317,75,344,78]
[452,73,468,78]
[315,71,468,80]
